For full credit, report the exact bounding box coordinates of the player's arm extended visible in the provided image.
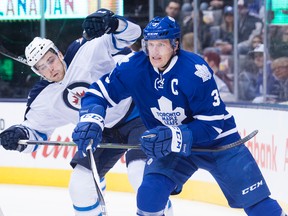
[0,82,64,153]
[0,123,47,153]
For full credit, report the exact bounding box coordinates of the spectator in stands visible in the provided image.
[180,5,194,36]
[250,34,263,51]
[180,0,193,19]
[238,44,278,102]
[182,32,202,53]
[269,26,288,59]
[237,0,263,55]
[200,0,233,11]
[165,0,181,22]
[270,57,288,103]
[203,50,235,101]
[238,34,263,55]
[199,0,233,26]
[180,6,212,51]
[209,5,234,55]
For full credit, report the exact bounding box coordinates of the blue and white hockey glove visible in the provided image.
[72,105,105,157]
[140,125,193,159]
[0,125,29,152]
[82,8,119,40]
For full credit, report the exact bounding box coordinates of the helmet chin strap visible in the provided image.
[159,54,174,72]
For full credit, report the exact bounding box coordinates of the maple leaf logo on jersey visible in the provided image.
[194,64,211,82]
[151,96,186,126]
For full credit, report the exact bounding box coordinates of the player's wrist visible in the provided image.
[168,125,193,156]
[113,16,127,34]
[80,113,104,130]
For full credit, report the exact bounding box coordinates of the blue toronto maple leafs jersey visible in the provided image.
[84,50,241,147]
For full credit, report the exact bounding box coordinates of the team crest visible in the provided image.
[194,64,211,82]
[151,96,186,126]
[63,82,90,111]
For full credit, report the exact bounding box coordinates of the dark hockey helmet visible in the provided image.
[143,16,181,41]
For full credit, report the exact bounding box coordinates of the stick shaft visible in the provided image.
[0,43,28,65]
[87,146,107,215]
[18,130,258,152]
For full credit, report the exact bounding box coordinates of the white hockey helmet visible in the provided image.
[25,37,59,74]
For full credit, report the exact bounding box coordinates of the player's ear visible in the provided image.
[173,40,180,54]
[57,51,64,60]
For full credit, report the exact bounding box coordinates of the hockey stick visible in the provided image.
[18,130,258,152]
[0,42,28,65]
[87,141,107,215]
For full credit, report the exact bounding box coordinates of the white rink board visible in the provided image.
[0,102,288,206]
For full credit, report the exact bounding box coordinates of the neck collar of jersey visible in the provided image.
[153,55,178,75]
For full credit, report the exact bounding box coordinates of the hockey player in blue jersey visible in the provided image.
[0,9,175,216]
[72,16,287,216]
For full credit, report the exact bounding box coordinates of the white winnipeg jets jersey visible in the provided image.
[22,20,141,138]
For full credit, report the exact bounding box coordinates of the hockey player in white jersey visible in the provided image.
[72,16,287,216]
[0,9,175,216]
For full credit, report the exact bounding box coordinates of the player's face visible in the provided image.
[35,51,66,82]
[147,39,175,71]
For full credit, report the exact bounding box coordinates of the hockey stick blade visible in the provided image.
[0,43,28,65]
[18,130,258,152]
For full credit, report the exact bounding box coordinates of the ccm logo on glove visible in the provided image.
[168,125,186,153]
[140,125,193,158]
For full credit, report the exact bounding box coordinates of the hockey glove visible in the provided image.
[82,8,119,40]
[0,124,29,152]
[140,125,193,159]
[72,105,105,157]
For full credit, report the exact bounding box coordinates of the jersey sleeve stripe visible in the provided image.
[215,127,238,140]
[87,89,104,99]
[96,80,118,107]
[224,113,233,120]
[194,114,225,121]
[212,126,223,134]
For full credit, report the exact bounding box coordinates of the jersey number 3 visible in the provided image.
[211,89,220,106]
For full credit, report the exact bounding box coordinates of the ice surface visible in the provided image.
[0,184,245,216]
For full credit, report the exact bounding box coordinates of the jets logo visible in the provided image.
[63,82,90,111]
[151,96,186,126]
